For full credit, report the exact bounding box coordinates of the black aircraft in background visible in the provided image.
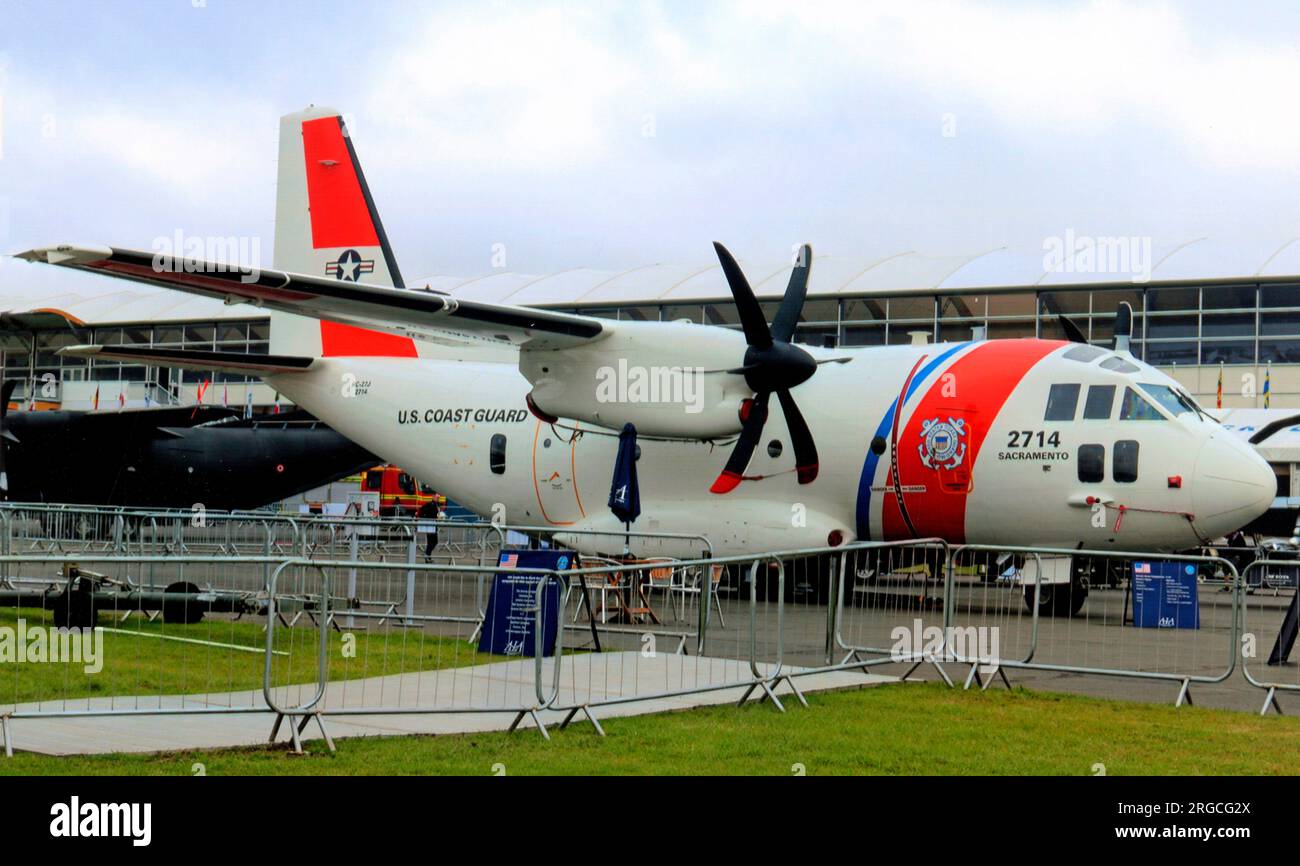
[0,381,379,510]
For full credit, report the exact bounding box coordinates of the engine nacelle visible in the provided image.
[520,320,753,438]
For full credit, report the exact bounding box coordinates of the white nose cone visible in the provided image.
[1193,432,1276,538]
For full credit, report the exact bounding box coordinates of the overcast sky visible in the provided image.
[4,0,1300,295]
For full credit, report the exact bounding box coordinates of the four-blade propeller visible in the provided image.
[709,242,820,494]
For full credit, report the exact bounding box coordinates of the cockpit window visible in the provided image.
[1100,356,1141,374]
[1120,387,1165,420]
[1137,383,1201,418]
[1044,384,1081,421]
[1082,385,1116,419]
[1138,384,1216,421]
[1063,345,1107,363]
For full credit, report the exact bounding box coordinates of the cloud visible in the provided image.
[732,0,1300,172]
[6,0,1300,282]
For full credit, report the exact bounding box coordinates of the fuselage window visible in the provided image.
[1045,384,1081,421]
[490,434,507,475]
[1082,385,1116,420]
[1100,356,1140,374]
[1063,345,1107,363]
[1114,439,1139,483]
[1078,444,1105,482]
[1119,387,1164,421]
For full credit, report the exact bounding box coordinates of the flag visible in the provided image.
[144,393,153,408]
[117,390,125,409]
[222,384,229,407]
[1264,365,1272,409]
[191,379,210,420]
[272,391,281,414]
[1216,362,1223,410]
[244,390,253,419]
[92,386,99,411]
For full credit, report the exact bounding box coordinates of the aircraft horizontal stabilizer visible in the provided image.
[16,244,607,350]
[56,344,316,375]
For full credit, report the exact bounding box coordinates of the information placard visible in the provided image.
[1131,560,1200,629]
[477,548,572,657]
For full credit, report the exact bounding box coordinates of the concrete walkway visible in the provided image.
[2,653,896,756]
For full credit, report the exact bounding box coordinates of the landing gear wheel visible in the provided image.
[162,581,205,624]
[1024,574,1089,617]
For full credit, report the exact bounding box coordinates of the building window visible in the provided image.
[1200,341,1255,365]
[1145,342,1198,366]
[490,434,507,475]
[1114,440,1139,482]
[1044,384,1081,421]
[1261,339,1300,363]
[1078,444,1105,482]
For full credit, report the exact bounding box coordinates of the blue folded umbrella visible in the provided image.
[608,422,641,525]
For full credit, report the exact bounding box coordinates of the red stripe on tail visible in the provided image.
[302,115,416,358]
[302,117,379,249]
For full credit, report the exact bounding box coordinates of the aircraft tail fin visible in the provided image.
[271,106,417,359]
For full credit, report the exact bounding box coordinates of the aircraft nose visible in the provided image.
[1192,432,1276,537]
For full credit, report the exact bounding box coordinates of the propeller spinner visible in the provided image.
[709,242,820,494]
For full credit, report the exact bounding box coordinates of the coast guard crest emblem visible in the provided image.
[918,417,967,471]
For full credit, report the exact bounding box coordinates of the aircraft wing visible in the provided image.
[16,244,610,350]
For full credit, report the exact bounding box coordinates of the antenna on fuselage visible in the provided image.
[1114,302,1134,354]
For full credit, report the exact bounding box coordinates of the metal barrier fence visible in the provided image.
[0,552,566,755]
[831,540,954,684]
[543,539,953,730]
[946,545,1240,706]
[0,553,287,757]
[261,559,566,747]
[0,503,509,564]
[0,535,1292,757]
[1239,559,1300,715]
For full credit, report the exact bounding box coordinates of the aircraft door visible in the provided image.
[531,421,584,525]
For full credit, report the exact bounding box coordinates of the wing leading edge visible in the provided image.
[16,244,609,350]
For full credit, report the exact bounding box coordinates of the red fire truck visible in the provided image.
[359,465,446,518]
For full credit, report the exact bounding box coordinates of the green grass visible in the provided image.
[0,606,497,706]
[4,682,1300,775]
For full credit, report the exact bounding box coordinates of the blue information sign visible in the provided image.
[1131,560,1200,629]
[477,548,572,657]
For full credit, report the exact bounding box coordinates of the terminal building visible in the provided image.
[3,238,1300,411]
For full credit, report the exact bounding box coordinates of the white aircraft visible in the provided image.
[16,107,1276,575]
[1214,407,1300,537]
